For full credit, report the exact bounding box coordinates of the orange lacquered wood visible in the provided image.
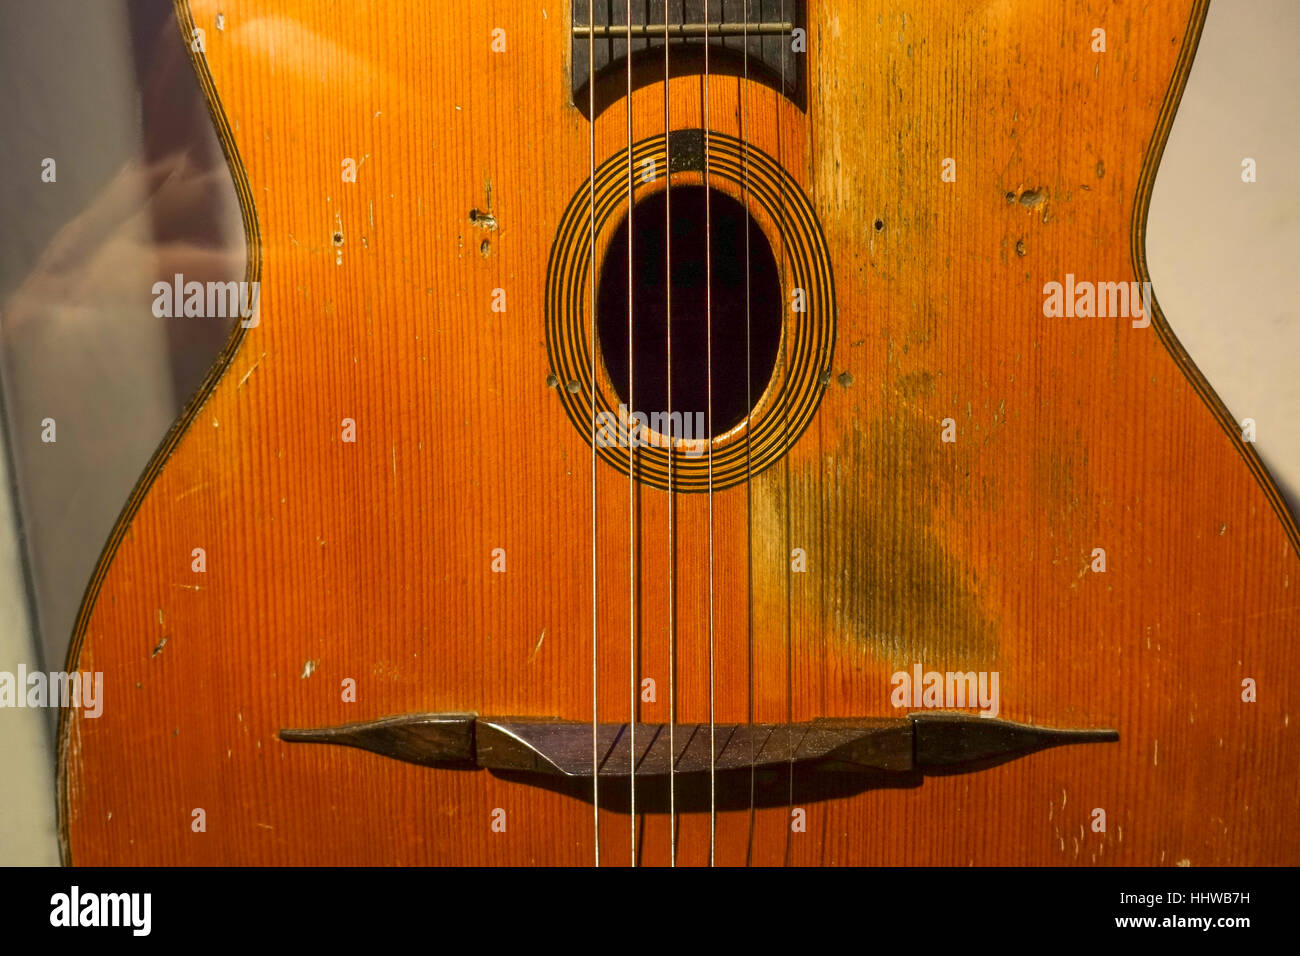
[60,0,1299,865]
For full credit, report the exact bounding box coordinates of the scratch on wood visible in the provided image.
[528,627,547,662]
[300,659,319,679]
[151,636,168,657]
[237,352,267,390]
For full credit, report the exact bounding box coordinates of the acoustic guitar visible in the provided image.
[60,0,1298,866]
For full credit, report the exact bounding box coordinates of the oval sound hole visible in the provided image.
[597,186,782,440]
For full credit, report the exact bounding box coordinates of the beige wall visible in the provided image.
[1147,0,1300,516]
[0,437,55,865]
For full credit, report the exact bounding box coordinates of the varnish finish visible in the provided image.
[61,0,1299,865]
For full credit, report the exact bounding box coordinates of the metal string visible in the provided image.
[780,0,796,867]
[704,3,717,868]
[742,3,756,867]
[625,0,638,869]
[664,0,677,869]
[587,0,600,870]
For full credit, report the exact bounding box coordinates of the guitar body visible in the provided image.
[61,0,1299,866]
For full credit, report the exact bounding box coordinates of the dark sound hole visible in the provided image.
[597,186,782,440]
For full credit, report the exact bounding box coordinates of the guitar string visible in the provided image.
[742,2,756,867]
[780,0,795,868]
[587,0,600,869]
[625,0,637,869]
[664,0,677,868]
[704,3,717,868]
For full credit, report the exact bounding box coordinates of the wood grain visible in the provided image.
[60,0,1299,865]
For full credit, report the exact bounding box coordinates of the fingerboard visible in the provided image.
[570,0,806,114]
